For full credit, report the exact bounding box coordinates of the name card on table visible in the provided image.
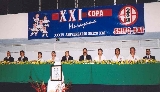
[51,65,62,81]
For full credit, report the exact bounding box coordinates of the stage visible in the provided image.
[0,83,160,92]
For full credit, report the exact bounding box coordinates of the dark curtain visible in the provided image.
[41,0,57,11]
[95,0,114,6]
[116,0,136,5]
[137,0,157,3]
[0,0,7,15]
[78,0,94,8]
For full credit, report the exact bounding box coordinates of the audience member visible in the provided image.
[4,51,14,62]
[18,50,28,62]
[94,48,106,61]
[38,52,45,62]
[143,49,155,60]
[111,48,124,61]
[126,47,140,61]
[79,48,92,61]
[61,51,73,61]
[50,51,59,63]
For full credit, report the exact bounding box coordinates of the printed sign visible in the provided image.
[28,4,145,40]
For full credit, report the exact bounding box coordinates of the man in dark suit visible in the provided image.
[18,50,28,62]
[143,49,155,60]
[4,51,14,62]
[79,48,92,61]
[61,51,73,61]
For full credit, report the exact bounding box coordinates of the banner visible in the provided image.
[28,4,145,40]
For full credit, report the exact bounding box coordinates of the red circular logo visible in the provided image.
[118,5,138,26]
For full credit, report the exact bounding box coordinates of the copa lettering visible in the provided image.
[88,10,103,17]
[60,9,82,22]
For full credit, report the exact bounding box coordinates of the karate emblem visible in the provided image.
[118,5,138,26]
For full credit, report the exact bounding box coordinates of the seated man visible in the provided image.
[111,48,124,61]
[18,50,28,62]
[79,48,92,61]
[38,52,45,62]
[61,51,73,62]
[4,51,14,62]
[126,47,140,61]
[94,48,106,61]
[143,49,155,60]
[50,51,59,62]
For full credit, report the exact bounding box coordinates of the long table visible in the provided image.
[0,64,50,83]
[0,64,160,85]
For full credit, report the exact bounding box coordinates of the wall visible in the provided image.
[0,13,28,39]
[144,2,160,32]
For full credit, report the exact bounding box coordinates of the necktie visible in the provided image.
[148,55,150,59]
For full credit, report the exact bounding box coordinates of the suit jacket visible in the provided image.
[18,56,28,62]
[61,56,73,61]
[143,55,155,60]
[79,55,92,61]
[4,57,14,62]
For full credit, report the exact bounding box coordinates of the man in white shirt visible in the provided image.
[49,51,61,64]
[94,48,106,61]
[126,47,140,61]
[37,52,45,62]
[50,51,60,62]
[111,48,124,62]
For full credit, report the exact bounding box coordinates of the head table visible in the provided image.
[0,63,160,85]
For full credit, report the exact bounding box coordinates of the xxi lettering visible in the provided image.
[60,9,82,22]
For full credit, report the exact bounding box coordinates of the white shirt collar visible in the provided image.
[112,55,124,61]
[127,54,140,61]
[51,57,59,61]
[94,55,106,61]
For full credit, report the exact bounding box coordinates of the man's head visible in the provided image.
[130,47,136,55]
[44,16,47,20]
[115,48,120,55]
[83,48,88,55]
[65,51,69,57]
[39,20,43,25]
[38,52,42,58]
[7,51,11,57]
[35,14,39,18]
[146,49,151,55]
[33,23,37,27]
[98,48,103,56]
[20,50,25,57]
[51,51,56,57]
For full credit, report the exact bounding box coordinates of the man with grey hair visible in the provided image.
[126,47,140,61]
